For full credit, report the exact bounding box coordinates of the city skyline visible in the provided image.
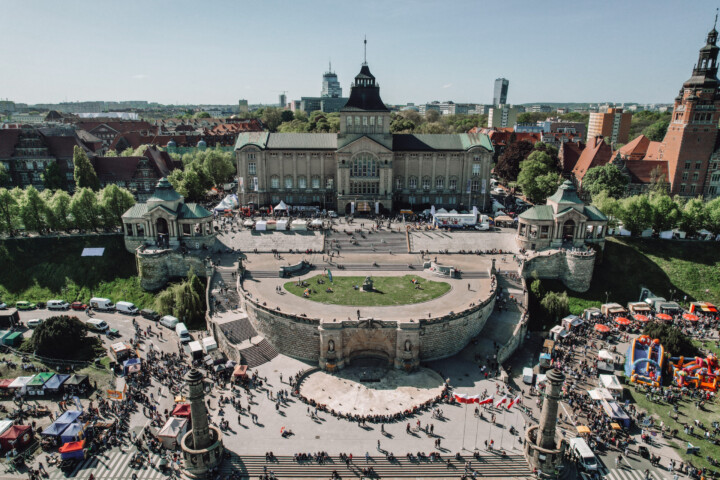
[1,0,718,106]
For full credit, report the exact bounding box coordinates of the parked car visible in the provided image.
[47,300,70,311]
[86,319,109,333]
[16,301,36,310]
[475,223,491,231]
[115,301,139,315]
[27,319,43,328]
[140,309,160,321]
[71,302,87,311]
[89,298,114,311]
[160,315,179,329]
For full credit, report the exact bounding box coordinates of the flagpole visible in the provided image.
[473,403,481,450]
[461,403,468,451]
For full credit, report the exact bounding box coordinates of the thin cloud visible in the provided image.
[443,83,452,89]
[132,74,147,80]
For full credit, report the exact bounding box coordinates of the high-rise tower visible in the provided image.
[493,78,509,106]
[322,61,342,98]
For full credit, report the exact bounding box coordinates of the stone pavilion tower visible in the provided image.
[181,368,224,478]
[524,367,566,478]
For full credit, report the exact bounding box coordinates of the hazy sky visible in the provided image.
[2,0,719,106]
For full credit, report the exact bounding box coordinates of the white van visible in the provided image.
[160,315,179,329]
[175,323,191,344]
[569,438,599,471]
[86,319,109,333]
[115,301,139,315]
[89,297,114,311]
[47,300,70,311]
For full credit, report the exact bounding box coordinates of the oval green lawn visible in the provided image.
[284,275,451,306]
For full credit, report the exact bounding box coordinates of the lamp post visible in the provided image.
[605,291,610,304]
[669,289,676,302]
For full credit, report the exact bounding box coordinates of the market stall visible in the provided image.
[43,374,70,394]
[26,372,54,396]
[599,374,623,398]
[8,376,34,395]
[63,374,90,394]
[290,220,307,231]
[0,425,33,452]
[171,404,191,418]
[157,417,187,450]
[60,423,86,444]
[276,219,288,231]
[255,220,267,231]
[233,364,248,379]
[58,440,86,461]
[122,358,142,375]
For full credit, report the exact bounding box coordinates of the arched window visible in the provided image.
[395,176,404,189]
[350,154,378,178]
[311,175,320,189]
[284,176,293,189]
[422,176,431,191]
[270,175,279,189]
[297,176,307,189]
[408,176,418,189]
[435,176,444,190]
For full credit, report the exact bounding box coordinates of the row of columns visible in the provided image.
[124,220,213,238]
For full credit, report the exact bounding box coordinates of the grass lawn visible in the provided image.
[542,237,720,316]
[0,235,157,309]
[627,385,719,471]
[693,339,720,359]
[284,275,451,306]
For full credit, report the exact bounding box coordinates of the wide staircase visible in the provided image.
[326,230,408,254]
[218,317,278,369]
[221,453,533,478]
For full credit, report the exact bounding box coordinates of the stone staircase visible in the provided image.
[237,338,278,369]
[326,231,409,254]
[220,453,533,478]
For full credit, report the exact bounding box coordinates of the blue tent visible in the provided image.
[55,410,81,424]
[41,422,70,437]
[123,357,142,375]
[43,374,70,392]
[60,423,85,444]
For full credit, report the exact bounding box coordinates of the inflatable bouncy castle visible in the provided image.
[669,354,720,392]
[625,335,664,387]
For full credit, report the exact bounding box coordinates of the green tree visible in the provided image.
[425,109,441,122]
[168,164,213,202]
[581,164,629,199]
[24,315,101,360]
[70,187,101,231]
[194,112,211,118]
[0,188,20,235]
[49,190,72,231]
[706,197,720,235]
[203,150,235,186]
[42,161,66,191]
[0,163,9,187]
[19,186,49,233]
[104,149,119,157]
[73,146,100,191]
[517,158,561,203]
[617,195,652,235]
[591,190,620,227]
[99,185,135,228]
[154,270,206,327]
[643,322,699,358]
[280,110,294,122]
[649,194,681,232]
[261,107,284,132]
[540,291,569,323]
[641,118,670,142]
[678,198,705,235]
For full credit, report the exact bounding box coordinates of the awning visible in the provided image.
[576,425,591,434]
[233,365,248,378]
[594,324,611,333]
[683,313,699,322]
[171,404,191,418]
[614,317,631,326]
[633,314,649,323]
[655,313,672,321]
[58,439,85,453]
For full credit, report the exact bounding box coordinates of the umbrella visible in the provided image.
[615,317,631,326]
[633,314,649,323]
[610,422,622,431]
[683,313,699,322]
[576,425,591,434]
[594,324,611,333]
[656,313,672,321]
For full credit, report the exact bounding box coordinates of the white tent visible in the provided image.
[158,417,188,449]
[449,209,458,214]
[659,230,673,239]
[202,337,217,352]
[243,219,254,227]
[588,388,614,401]
[640,228,653,237]
[9,376,34,394]
[290,220,307,231]
[276,219,288,231]
[213,194,238,212]
[255,220,267,231]
[0,420,13,437]
[274,201,289,211]
[436,208,448,214]
[311,219,323,227]
[672,228,687,239]
[599,374,623,398]
[430,205,436,215]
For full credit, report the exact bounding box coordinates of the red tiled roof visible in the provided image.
[572,136,613,182]
[617,135,650,159]
[142,146,175,177]
[624,160,669,184]
[75,120,156,135]
[93,156,144,183]
[42,135,87,158]
[0,129,21,158]
[644,141,663,160]
[559,141,584,174]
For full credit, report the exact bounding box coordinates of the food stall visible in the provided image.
[0,425,33,452]
[601,303,627,316]
[8,376,34,395]
[276,219,288,231]
[598,350,617,372]
[255,220,267,231]
[157,417,188,449]
[561,315,584,331]
[63,375,90,394]
[43,374,70,394]
[600,400,631,428]
[689,302,718,314]
[26,372,54,396]
[627,302,652,315]
[290,220,307,231]
[58,439,87,461]
[60,423,86,444]
[599,374,623,398]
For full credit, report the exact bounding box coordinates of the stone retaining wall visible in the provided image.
[136,248,210,290]
[521,249,595,292]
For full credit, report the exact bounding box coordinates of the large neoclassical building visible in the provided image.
[235,62,493,214]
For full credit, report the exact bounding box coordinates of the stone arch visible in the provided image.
[562,219,575,240]
[156,217,169,235]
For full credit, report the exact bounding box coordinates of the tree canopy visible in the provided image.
[581,164,629,199]
[643,322,699,358]
[154,270,206,328]
[516,151,561,203]
[73,146,100,191]
[495,140,535,181]
[23,315,102,360]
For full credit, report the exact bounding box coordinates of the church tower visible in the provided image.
[660,23,720,196]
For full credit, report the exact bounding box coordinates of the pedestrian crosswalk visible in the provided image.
[47,449,173,480]
[603,468,665,480]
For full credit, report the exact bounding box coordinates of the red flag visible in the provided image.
[453,393,480,404]
[495,396,507,408]
[507,395,522,410]
[478,395,494,405]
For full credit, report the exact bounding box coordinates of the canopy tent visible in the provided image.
[202,337,217,352]
[43,374,70,393]
[60,423,85,444]
[123,358,142,375]
[58,439,86,460]
[243,219,254,227]
[63,374,89,392]
[27,372,54,395]
[599,374,623,397]
[683,313,700,322]
[600,400,631,428]
[614,317,631,326]
[594,324,611,333]
[633,314,649,323]
[588,388,614,401]
[213,194,239,212]
[0,425,33,452]
[41,422,69,438]
[171,403,191,418]
[689,302,717,314]
[0,379,13,389]
[436,208,448,214]
[56,410,82,424]
[157,417,188,449]
[311,219,323,226]
[655,313,672,321]
[598,350,614,362]
[290,220,307,231]
[255,220,267,231]
[576,425,591,435]
[0,421,13,437]
[8,376,34,394]
[233,364,248,378]
[274,200,289,211]
[276,219,288,231]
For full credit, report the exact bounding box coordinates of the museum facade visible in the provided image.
[235,62,494,214]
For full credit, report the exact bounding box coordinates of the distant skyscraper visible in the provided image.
[279,93,287,108]
[321,62,342,98]
[238,99,249,113]
[493,78,509,106]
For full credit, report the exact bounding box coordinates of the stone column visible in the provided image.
[292,153,298,189]
[132,224,138,237]
[537,368,565,449]
[185,369,211,449]
[394,321,420,370]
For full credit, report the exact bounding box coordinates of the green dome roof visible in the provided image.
[546,180,583,205]
[148,177,182,202]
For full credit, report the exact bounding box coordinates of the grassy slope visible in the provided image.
[284,275,451,306]
[543,237,720,315]
[0,235,156,309]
